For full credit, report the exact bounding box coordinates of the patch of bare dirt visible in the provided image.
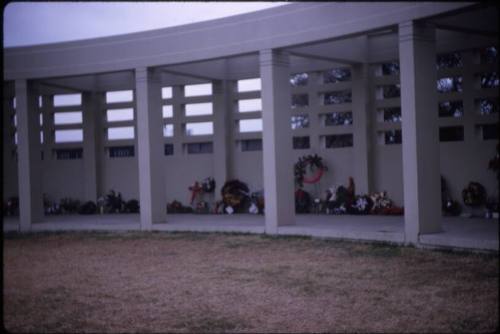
[3,232,498,333]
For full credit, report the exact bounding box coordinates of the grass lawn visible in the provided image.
[3,231,498,333]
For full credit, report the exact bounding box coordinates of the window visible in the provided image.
[479,72,499,89]
[184,83,212,97]
[479,46,497,64]
[106,108,134,122]
[241,139,262,152]
[291,115,309,129]
[164,143,174,156]
[12,97,16,109]
[106,90,133,103]
[381,62,400,76]
[185,122,213,136]
[290,73,308,86]
[476,98,499,115]
[237,78,261,92]
[325,134,353,148]
[437,77,463,93]
[55,129,83,143]
[323,68,351,83]
[323,90,352,105]
[107,126,135,140]
[439,126,464,142]
[384,130,402,145]
[293,136,310,149]
[54,111,83,125]
[185,102,213,116]
[109,146,135,158]
[186,142,213,154]
[239,119,263,133]
[292,94,308,108]
[163,124,174,137]
[162,87,173,99]
[379,108,401,123]
[54,94,82,107]
[376,84,400,100]
[162,105,173,118]
[476,124,499,140]
[439,101,463,118]
[436,52,463,70]
[55,148,83,160]
[238,99,262,113]
[324,112,353,126]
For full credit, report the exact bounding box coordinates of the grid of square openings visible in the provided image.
[105,90,135,141]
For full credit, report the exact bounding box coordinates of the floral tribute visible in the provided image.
[462,182,487,207]
[294,154,328,188]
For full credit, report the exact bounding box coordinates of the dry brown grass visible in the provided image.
[3,231,498,333]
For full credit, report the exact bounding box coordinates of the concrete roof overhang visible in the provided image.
[3,2,497,97]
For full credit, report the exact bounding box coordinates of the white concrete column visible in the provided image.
[260,49,295,233]
[399,21,441,244]
[212,80,234,195]
[352,63,372,195]
[15,80,43,231]
[82,92,103,202]
[135,67,166,229]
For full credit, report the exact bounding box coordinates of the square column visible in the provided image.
[171,85,184,156]
[352,63,372,195]
[135,67,166,230]
[399,21,441,244]
[212,80,234,195]
[15,80,43,231]
[260,49,295,233]
[82,92,104,202]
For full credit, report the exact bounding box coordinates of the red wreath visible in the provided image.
[303,167,325,184]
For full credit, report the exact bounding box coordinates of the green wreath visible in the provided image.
[294,154,328,188]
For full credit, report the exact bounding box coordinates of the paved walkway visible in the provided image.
[3,214,498,252]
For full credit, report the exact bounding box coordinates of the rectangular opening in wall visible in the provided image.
[293,136,310,149]
[14,132,18,145]
[54,93,82,107]
[375,84,401,100]
[377,107,401,123]
[437,77,463,93]
[237,78,261,92]
[475,124,499,140]
[106,90,133,104]
[162,86,173,99]
[439,126,464,142]
[40,131,43,144]
[38,96,43,108]
[475,98,499,115]
[185,122,213,136]
[438,101,463,118]
[479,46,497,64]
[55,148,83,160]
[323,112,353,126]
[164,143,174,156]
[382,130,402,145]
[106,108,134,122]
[380,62,400,76]
[109,145,135,158]
[436,52,463,70]
[323,90,352,105]
[241,139,262,152]
[291,94,309,108]
[12,97,16,109]
[54,111,83,125]
[55,129,83,143]
[186,142,213,154]
[107,126,135,140]
[162,105,173,118]
[163,124,174,137]
[239,119,263,133]
[478,72,499,89]
[185,102,213,116]
[290,73,308,87]
[291,115,309,129]
[238,98,262,113]
[323,68,351,83]
[324,134,353,148]
[184,83,212,97]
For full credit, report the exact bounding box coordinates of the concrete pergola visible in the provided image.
[3,2,498,246]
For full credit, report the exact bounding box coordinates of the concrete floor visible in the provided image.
[2,214,498,252]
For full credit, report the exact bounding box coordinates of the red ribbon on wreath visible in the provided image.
[303,167,325,184]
